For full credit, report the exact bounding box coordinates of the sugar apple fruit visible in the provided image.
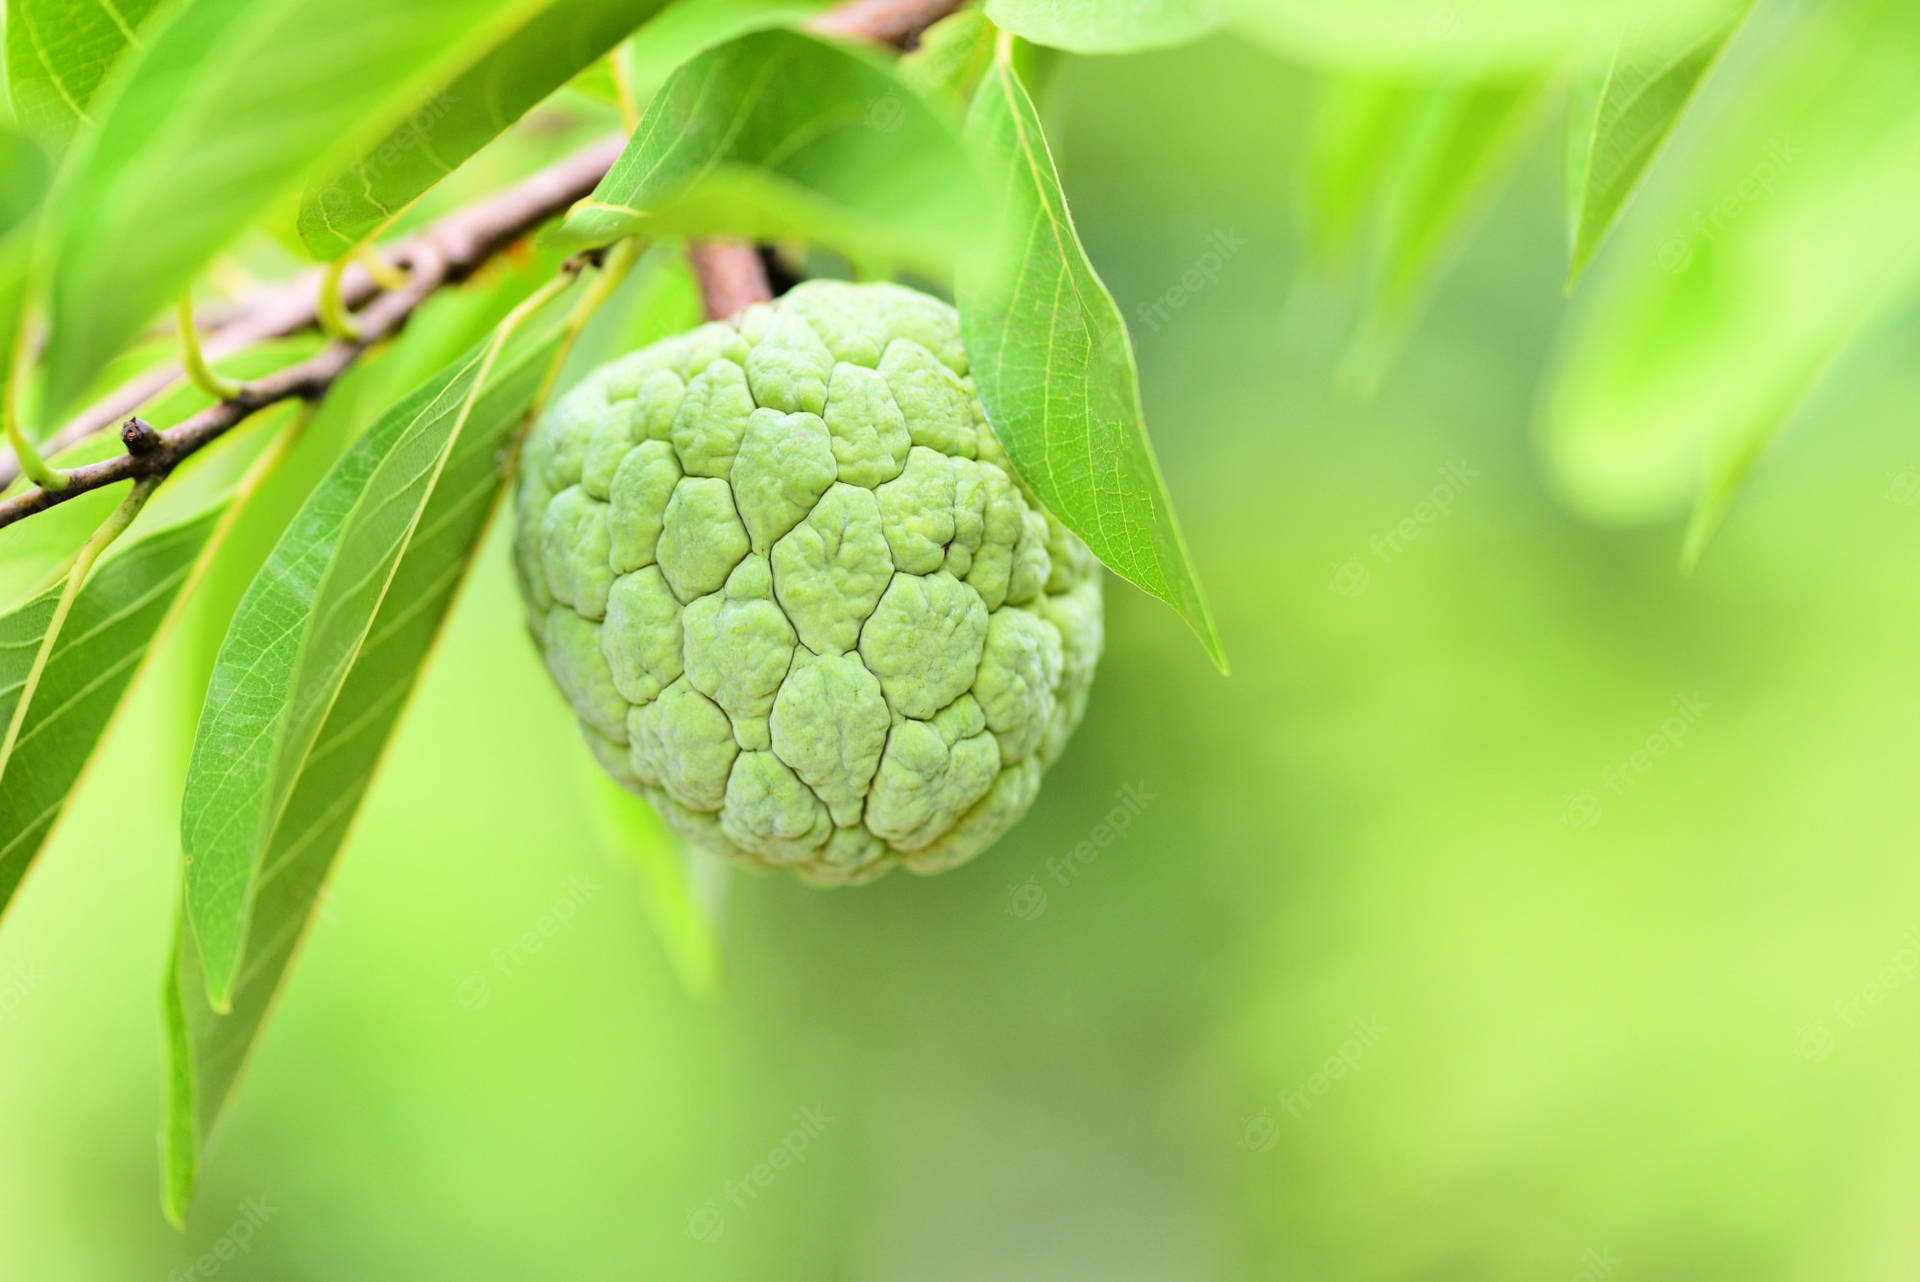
[513,280,1103,885]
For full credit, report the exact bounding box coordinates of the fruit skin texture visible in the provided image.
[513,281,1102,885]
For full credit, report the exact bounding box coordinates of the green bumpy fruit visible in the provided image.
[513,281,1103,885]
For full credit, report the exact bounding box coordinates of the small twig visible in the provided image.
[0,141,624,530]
[0,0,967,523]
[0,138,624,493]
[0,252,447,529]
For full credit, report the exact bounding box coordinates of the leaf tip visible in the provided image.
[1563,260,1585,296]
[1200,630,1231,677]
[1679,510,1718,573]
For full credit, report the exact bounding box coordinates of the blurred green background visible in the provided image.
[6,25,1920,1282]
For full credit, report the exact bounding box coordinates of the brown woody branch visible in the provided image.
[0,140,620,530]
[0,0,963,531]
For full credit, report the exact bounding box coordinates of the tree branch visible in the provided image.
[0,140,619,530]
[0,0,966,530]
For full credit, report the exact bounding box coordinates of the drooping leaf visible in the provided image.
[35,0,554,415]
[165,325,564,1222]
[166,256,572,790]
[1296,75,1420,265]
[1,435,136,610]
[1336,75,1557,391]
[1564,5,1751,288]
[1231,0,1744,73]
[553,28,993,278]
[957,42,1225,672]
[584,759,722,998]
[0,510,216,915]
[1541,0,1920,555]
[181,312,565,1010]
[0,397,307,920]
[3,0,168,146]
[297,0,673,259]
[985,0,1224,53]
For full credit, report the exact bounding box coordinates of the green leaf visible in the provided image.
[1541,0,1920,555]
[1564,6,1750,288]
[0,126,52,236]
[624,0,829,91]
[180,317,564,1011]
[0,509,217,916]
[984,0,1224,53]
[35,0,553,415]
[297,0,674,259]
[583,759,722,998]
[0,124,50,433]
[0,393,309,921]
[166,325,566,1222]
[1231,0,1744,73]
[2,340,322,608]
[1336,75,1557,392]
[957,43,1225,672]
[553,28,993,278]
[899,7,998,111]
[1296,76,1420,265]
[3,0,168,146]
